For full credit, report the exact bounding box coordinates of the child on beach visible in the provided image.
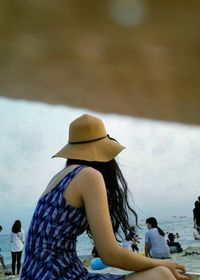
[167,233,183,253]
[123,227,140,252]
[21,114,189,280]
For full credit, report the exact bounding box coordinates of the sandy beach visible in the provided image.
[0,276,19,280]
[0,272,19,280]
[0,265,19,280]
[1,244,199,280]
[1,250,200,280]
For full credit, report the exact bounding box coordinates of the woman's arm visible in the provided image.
[21,229,25,244]
[78,168,188,279]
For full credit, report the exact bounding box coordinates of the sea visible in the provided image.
[1,216,200,273]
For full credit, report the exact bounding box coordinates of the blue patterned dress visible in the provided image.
[21,166,125,279]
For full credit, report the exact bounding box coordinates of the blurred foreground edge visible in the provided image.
[0,0,200,125]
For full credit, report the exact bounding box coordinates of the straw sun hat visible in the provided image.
[53,114,125,162]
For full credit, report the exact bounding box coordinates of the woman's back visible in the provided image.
[21,166,89,279]
[21,165,125,280]
[25,167,88,252]
[10,230,24,252]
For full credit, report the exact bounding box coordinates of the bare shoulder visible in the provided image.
[80,166,103,179]
[78,167,106,192]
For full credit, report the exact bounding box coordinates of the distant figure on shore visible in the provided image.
[145,217,170,259]
[193,200,200,234]
[10,220,25,275]
[167,233,183,253]
[0,225,6,270]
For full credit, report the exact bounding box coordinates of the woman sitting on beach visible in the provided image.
[21,114,189,280]
[145,217,170,259]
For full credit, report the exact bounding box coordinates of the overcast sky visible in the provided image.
[0,97,200,234]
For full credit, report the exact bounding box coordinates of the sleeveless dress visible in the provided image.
[21,166,125,280]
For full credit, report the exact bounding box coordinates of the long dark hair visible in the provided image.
[67,158,138,239]
[12,220,22,233]
[146,217,165,237]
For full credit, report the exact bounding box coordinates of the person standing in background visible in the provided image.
[0,225,6,271]
[193,199,200,240]
[145,217,170,259]
[10,220,25,275]
[193,201,200,231]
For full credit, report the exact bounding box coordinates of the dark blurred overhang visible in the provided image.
[0,0,200,124]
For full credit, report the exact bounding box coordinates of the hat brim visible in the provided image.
[52,137,125,162]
